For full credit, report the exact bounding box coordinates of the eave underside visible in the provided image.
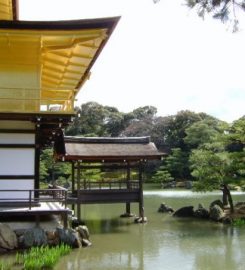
[0,17,120,114]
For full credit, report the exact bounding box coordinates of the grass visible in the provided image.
[0,262,11,270]
[232,218,245,226]
[15,244,71,270]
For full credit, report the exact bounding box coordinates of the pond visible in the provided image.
[1,190,245,270]
[56,190,245,270]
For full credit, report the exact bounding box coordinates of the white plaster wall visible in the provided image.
[0,133,35,144]
[0,179,34,199]
[0,148,35,175]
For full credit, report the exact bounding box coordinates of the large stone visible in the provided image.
[210,199,224,210]
[0,223,18,250]
[194,204,209,219]
[173,206,194,217]
[209,205,224,221]
[56,227,81,248]
[76,225,90,240]
[81,238,92,247]
[46,230,59,246]
[23,227,47,248]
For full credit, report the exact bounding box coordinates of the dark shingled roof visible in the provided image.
[59,136,165,162]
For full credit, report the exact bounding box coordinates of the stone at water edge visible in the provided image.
[0,223,18,250]
[209,199,224,210]
[194,204,209,219]
[158,202,174,213]
[56,227,81,248]
[23,227,48,248]
[209,205,224,222]
[82,238,92,247]
[76,225,90,240]
[46,230,59,246]
[173,206,194,217]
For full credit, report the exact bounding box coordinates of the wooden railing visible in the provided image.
[78,180,140,190]
[0,87,75,113]
[0,189,68,210]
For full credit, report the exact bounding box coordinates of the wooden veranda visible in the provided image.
[55,136,164,221]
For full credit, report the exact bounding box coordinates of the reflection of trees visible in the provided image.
[56,194,245,270]
[193,230,239,270]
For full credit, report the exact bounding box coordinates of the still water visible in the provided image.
[55,190,245,270]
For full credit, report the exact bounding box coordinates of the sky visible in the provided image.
[19,0,245,123]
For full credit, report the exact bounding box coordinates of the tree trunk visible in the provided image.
[221,184,234,213]
[222,191,228,206]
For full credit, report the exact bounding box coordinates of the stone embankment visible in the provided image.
[0,223,91,253]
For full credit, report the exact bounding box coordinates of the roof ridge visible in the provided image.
[64,136,151,144]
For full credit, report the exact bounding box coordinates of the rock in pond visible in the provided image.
[56,227,81,248]
[209,205,224,222]
[173,206,194,217]
[210,199,224,210]
[158,203,174,213]
[194,204,209,219]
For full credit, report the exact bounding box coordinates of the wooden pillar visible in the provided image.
[77,161,81,221]
[138,161,144,220]
[63,213,68,229]
[126,162,131,214]
[34,125,40,198]
[71,162,75,211]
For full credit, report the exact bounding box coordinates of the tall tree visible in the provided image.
[184,118,228,149]
[121,106,157,137]
[190,149,234,212]
[166,148,190,179]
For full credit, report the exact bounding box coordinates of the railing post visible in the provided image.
[64,190,67,209]
[29,190,32,210]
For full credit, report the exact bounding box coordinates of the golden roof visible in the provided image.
[0,18,119,113]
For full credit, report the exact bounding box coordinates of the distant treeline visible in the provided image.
[41,102,245,190]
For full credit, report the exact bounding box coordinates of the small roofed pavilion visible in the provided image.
[55,136,164,222]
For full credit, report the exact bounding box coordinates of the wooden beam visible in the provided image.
[0,175,34,179]
[0,144,35,148]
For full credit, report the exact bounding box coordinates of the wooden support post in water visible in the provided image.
[139,161,144,220]
[126,162,131,215]
[71,162,75,211]
[77,161,81,221]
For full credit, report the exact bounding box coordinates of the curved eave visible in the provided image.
[0,17,120,91]
[0,17,120,113]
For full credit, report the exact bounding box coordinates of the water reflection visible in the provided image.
[53,191,245,270]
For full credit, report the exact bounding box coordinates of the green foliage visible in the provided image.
[38,101,244,189]
[81,167,102,181]
[232,218,245,226]
[66,102,132,137]
[190,149,229,191]
[0,262,11,270]
[185,0,244,32]
[184,118,227,148]
[40,148,71,185]
[15,244,71,270]
[166,148,190,179]
[151,166,173,183]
